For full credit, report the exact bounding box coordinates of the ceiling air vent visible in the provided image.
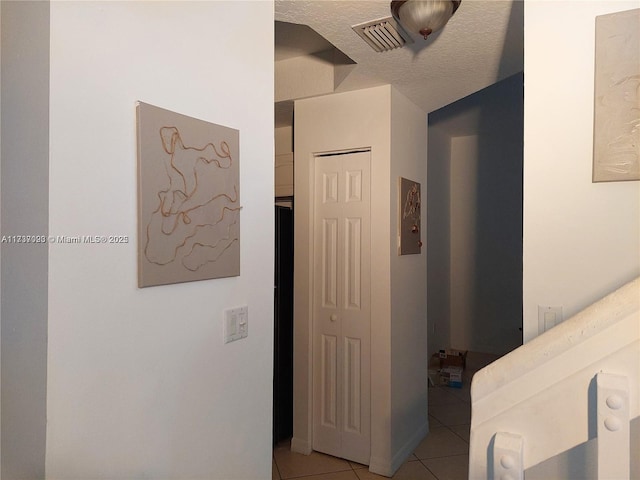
[352,16,414,53]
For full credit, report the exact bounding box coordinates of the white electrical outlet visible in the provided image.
[224,306,248,344]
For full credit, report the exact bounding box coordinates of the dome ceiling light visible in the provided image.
[391,0,461,40]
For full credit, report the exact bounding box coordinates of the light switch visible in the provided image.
[544,311,556,330]
[238,306,248,338]
[224,306,248,344]
[538,305,563,334]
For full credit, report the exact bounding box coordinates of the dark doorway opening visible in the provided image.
[273,203,294,444]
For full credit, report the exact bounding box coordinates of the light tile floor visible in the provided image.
[272,352,499,480]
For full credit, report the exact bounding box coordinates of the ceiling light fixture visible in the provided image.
[391,0,461,40]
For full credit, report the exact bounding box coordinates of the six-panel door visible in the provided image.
[312,151,371,465]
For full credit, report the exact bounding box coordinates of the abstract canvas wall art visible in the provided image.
[137,102,240,287]
[398,177,422,255]
[593,8,640,182]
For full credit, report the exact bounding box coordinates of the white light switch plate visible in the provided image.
[538,305,563,334]
[224,306,248,344]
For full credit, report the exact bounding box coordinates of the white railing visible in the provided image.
[469,277,639,479]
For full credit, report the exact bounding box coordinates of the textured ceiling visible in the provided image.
[275,21,336,61]
[275,0,523,118]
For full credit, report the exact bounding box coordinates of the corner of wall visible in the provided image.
[389,87,428,460]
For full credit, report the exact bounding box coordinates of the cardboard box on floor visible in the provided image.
[437,348,467,369]
[428,349,468,388]
[439,366,463,388]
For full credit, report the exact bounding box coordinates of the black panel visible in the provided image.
[273,206,294,444]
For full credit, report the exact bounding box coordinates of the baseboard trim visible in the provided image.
[368,456,394,478]
[290,436,312,455]
[391,420,429,471]
[369,420,430,477]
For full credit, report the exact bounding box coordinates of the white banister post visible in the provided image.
[596,372,629,480]
[492,432,524,480]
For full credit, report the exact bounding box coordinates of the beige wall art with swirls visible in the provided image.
[136,102,240,287]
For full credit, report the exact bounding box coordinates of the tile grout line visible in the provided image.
[282,467,355,480]
[444,424,470,445]
[419,458,440,480]
[415,452,471,461]
[419,453,470,480]
[273,453,283,480]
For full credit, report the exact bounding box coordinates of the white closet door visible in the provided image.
[312,151,371,465]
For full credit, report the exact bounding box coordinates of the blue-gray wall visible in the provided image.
[427,72,524,356]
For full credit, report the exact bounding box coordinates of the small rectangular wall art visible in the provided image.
[136,102,240,287]
[398,177,422,255]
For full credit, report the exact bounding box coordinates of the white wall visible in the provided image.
[426,123,451,356]
[389,88,428,465]
[275,126,293,156]
[449,135,478,352]
[275,126,293,198]
[46,2,274,478]
[1,2,49,477]
[275,54,334,103]
[523,1,640,342]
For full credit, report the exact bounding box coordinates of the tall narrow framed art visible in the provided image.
[398,177,422,255]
